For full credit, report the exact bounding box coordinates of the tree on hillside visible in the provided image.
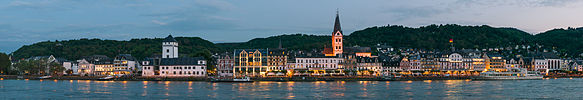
[0,53,12,75]
[49,62,64,75]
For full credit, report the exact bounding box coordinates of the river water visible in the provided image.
[0,78,581,99]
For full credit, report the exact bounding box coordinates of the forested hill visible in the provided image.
[346,24,533,50]
[215,34,330,51]
[535,27,583,55]
[12,37,219,60]
[11,24,583,60]
[217,24,535,52]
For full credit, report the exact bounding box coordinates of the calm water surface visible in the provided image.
[1,78,582,99]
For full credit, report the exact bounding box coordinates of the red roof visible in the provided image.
[323,48,333,54]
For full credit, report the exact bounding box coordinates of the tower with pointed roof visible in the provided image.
[162,35,178,58]
[332,10,343,56]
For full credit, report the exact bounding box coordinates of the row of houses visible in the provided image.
[399,49,583,74]
[22,35,208,77]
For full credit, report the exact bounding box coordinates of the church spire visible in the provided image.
[333,9,342,34]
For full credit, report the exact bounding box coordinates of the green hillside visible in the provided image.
[346,24,533,50]
[535,27,583,56]
[12,37,219,60]
[11,24,583,60]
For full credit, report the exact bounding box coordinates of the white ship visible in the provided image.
[474,68,543,80]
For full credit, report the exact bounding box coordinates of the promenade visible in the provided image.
[3,73,582,81]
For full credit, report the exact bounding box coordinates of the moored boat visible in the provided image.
[210,77,253,82]
[38,76,52,79]
[97,75,115,81]
[473,68,543,80]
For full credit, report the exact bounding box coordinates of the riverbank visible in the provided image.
[2,75,581,81]
[0,75,476,81]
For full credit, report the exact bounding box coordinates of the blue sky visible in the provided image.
[1,0,582,53]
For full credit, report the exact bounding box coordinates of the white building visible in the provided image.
[76,59,94,76]
[62,61,78,75]
[294,57,344,70]
[216,55,234,76]
[534,59,547,71]
[438,53,473,71]
[157,58,207,77]
[142,35,207,77]
[162,35,179,58]
[546,59,562,71]
[113,54,137,75]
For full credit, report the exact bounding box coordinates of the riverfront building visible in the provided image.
[233,49,269,77]
[216,54,234,76]
[141,35,207,77]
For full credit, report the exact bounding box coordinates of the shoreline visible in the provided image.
[2,75,580,82]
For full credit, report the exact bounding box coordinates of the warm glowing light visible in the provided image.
[25,79,29,81]
[0,78,3,80]
[423,80,432,83]
[54,80,58,82]
[69,80,73,83]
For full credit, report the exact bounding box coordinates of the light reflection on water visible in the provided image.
[2,79,583,99]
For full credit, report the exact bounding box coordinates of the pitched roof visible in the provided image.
[83,55,113,64]
[332,12,342,34]
[162,35,177,42]
[160,57,205,65]
[115,54,136,61]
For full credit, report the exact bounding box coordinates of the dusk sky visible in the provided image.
[1,0,582,53]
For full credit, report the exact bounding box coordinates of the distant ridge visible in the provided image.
[11,24,583,59]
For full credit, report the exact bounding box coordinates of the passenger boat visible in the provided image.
[38,76,52,79]
[210,77,253,82]
[473,68,543,80]
[97,75,115,81]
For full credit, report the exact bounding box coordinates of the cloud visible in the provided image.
[9,1,33,6]
[455,0,582,7]
[151,20,167,25]
[141,0,238,31]
[158,17,236,31]
[385,6,452,22]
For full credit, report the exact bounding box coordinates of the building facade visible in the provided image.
[162,35,178,58]
[141,35,207,77]
[233,49,269,77]
[216,55,234,76]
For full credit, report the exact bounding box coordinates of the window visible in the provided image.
[167,49,169,53]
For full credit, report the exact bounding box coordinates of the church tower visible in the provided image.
[332,11,343,56]
[162,35,178,58]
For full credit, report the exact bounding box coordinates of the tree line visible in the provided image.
[7,24,583,64]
